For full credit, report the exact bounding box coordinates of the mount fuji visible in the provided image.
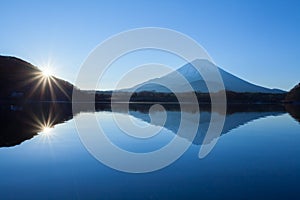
[124,59,285,94]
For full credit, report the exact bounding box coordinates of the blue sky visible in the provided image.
[1,0,299,90]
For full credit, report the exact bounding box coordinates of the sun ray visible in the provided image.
[42,68,53,77]
[26,77,45,99]
[50,77,71,100]
[47,77,57,101]
[17,58,73,102]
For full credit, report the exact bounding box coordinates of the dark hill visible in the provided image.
[285,83,300,103]
[0,55,74,101]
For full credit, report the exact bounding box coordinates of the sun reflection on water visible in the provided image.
[39,126,52,135]
[36,123,57,144]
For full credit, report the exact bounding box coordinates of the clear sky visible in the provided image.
[1,0,299,91]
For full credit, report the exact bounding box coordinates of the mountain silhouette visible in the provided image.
[0,56,75,101]
[124,59,285,94]
[285,83,300,103]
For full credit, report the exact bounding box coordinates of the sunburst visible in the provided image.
[23,62,70,101]
[26,108,58,144]
[41,68,53,77]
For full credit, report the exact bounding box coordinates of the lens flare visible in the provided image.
[42,68,53,77]
[39,125,52,135]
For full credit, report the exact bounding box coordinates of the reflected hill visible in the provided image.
[126,104,286,145]
[0,103,73,147]
[285,104,300,123]
[2,102,297,148]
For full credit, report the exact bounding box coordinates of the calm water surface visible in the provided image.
[0,104,300,199]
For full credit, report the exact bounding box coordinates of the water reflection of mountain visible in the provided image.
[0,103,73,147]
[0,103,298,148]
[285,104,300,123]
[128,104,286,145]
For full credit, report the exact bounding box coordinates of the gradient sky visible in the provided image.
[1,0,299,91]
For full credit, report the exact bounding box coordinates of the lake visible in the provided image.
[0,103,300,199]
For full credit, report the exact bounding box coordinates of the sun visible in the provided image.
[38,125,53,136]
[42,68,53,77]
[37,124,57,143]
[42,126,52,133]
